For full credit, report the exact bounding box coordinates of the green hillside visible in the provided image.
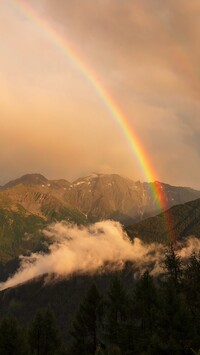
[127,198,200,243]
[0,192,86,263]
[0,206,46,263]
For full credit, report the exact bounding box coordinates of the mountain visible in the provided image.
[0,175,87,262]
[127,198,200,244]
[0,172,200,262]
[63,174,200,222]
[0,191,48,263]
[1,174,86,224]
[3,173,48,189]
[2,173,200,224]
[0,204,46,263]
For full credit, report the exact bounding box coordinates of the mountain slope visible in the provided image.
[127,198,200,244]
[0,203,46,263]
[0,175,87,262]
[3,174,48,189]
[1,176,87,224]
[1,173,200,262]
[3,173,200,224]
[64,174,200,222]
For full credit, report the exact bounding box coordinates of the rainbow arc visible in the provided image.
[10,0,175,241]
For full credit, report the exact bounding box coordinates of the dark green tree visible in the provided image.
[95,345,105,355]
[183,253,200,349]
[105,276,128,352]
[135,271,157,333]
[157,283,192,354]
[0,316,29,355]
[107,344,121,355]
[29,310,44,355]
[162,244,182,290]
[29,307,60,355]
[183,253,200,302]
[133,271,158,353]
[70,283,102,355]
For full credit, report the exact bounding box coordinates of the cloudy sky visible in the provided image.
[1,0,200,188]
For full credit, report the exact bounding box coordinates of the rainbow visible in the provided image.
[9,0,175,240]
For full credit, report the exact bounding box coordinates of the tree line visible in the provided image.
[1,246,200,354]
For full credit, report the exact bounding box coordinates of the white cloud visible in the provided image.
[1,220,200,291]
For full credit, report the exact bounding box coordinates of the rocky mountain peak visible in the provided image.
[3,174,48,189]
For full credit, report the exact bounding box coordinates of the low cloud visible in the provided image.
[0,221,200,291]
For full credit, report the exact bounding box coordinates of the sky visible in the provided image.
[1,0,200,188]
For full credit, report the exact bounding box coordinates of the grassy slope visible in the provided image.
[0,190,86,263]
[0,206,46,262]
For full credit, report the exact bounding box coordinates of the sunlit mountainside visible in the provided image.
[0,172,200,264]
[2,172,200,222]
[128,198,200,244]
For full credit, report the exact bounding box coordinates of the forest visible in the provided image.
[0,246,200,355]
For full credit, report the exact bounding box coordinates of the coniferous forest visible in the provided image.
[1,246,200,355]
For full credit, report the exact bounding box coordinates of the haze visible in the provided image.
[1,0,200,188]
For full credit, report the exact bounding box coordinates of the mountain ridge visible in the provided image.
[2,173,200,224]
[127,198,200,244]
[2,172,199,191]
[1,172,200,262]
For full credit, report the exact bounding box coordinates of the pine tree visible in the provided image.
[162,244,182,290]
[135,271,157,332]
[105,276,128,351]
[95,345,105,355]
[183,253,200,348]
[29,310,44,355]
[183,253,200,302]
[107,344,121,355]
[0,316,28,355]
[70,283,102,355]
[133,271,158,353]
[158,283,192,354]
[29,307,60,355]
